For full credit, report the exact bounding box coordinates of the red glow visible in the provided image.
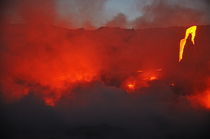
[149,76,157,81]
[126,81,136,91]
[188,79,210,109]
[44,97,56,107]
[1,11,208,109]
[1,24,103,106]
[169,82,175,87]
[122,69,161,92]
[141,70,160,81]
[189,90,210,109]
[201,92,210,109]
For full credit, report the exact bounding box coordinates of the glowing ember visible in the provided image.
[149,76,157,81]
[126,81,136,90]
[179,25,197,62]
[141,70,160,81]
[123,69,162,92]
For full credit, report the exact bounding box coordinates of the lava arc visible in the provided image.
[179,25,197,62]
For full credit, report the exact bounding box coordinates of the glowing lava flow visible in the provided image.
[126,81,136,90]
[124,69,162,92]
[179,25,197,62]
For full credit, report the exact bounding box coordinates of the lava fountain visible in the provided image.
[179,25,197,62]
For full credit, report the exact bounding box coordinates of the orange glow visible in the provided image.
[189,90,210,109]
[0,25,102,106]
[44,97,56,107]
[179,25,197,62]
[188,79,210,109]
[123,69,161,92]
[149,76,157,81]
[127,82,136,90]
[141,70,160,81]
[201,92,210,109]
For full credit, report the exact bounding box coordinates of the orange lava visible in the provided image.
[126,81,136,91]
[179,25,197,62]
[123,69,161,92]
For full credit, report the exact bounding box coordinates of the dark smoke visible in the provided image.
[57,0,108,28]
[1,0,210,28]
[106,13,128,28]
[1,82,210,138]
[132,0,210,28]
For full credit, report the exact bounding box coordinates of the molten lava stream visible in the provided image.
[123,69,161,92]
[179,25,197,62]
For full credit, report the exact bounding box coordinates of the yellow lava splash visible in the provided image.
[179,25,197,62]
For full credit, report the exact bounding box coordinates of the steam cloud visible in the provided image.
[1,0,210,28]
[132,0,209,28]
